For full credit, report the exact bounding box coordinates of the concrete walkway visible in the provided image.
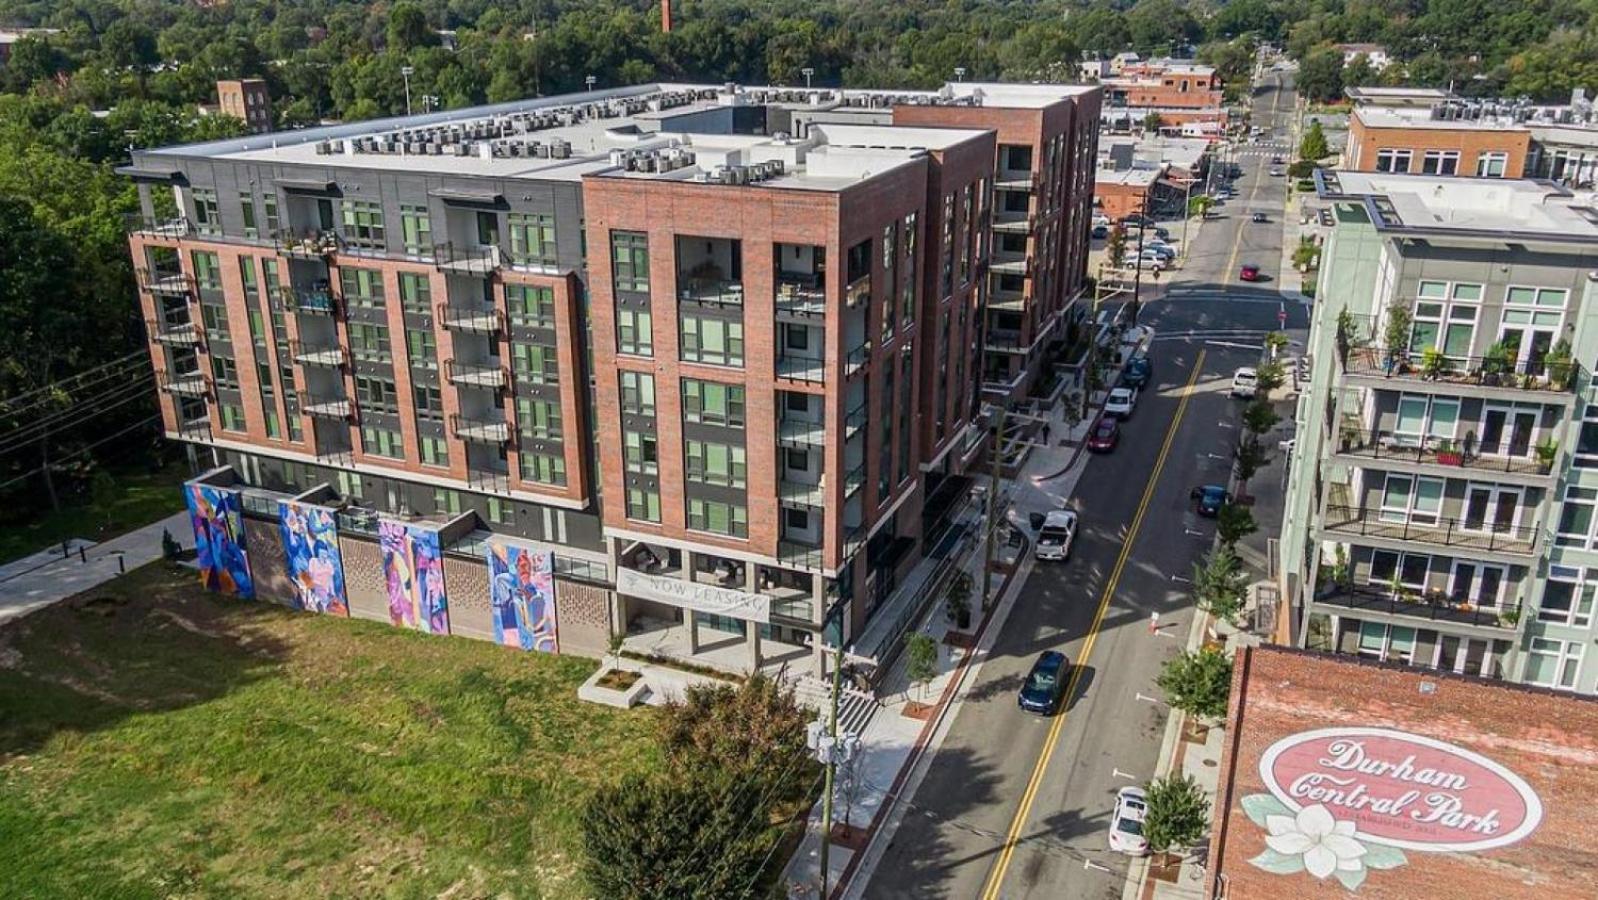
[781,333,1148,898]
[0,511,192,626]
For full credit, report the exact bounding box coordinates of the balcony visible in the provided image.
[844,341,871,377]
[777,354,825,384]
[780,478,825,508]
[1333,428,1554,481]
[778,416,824,448]
[986,328,1026,353]
[295,390,353,420]
[288,286,340,316]
[845,401,868,440]
[777,539,824,571]
[844,462,866,497]
[451,414,510,445]
[775,276,826,319]
[136,268,195,296]
[277,228,341,258]
[436,302,505,335]
[845,274,871,309]
[992,210,1036,233]
[160,371,210,398]
[289,339,347,368]
[125,214,191,239]
[146,318,203,347]
[990,253,1030,276]
[996,169,1037,191]
[677,275,744,307]
[433,242,501,275]
[1319,504,1538,558]
[1313,582,1523,634]
[1342,347,1581,399]
[445,360,509,391]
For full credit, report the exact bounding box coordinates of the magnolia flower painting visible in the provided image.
[1242,794,1408,891]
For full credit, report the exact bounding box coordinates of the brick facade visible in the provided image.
[1345,112,1533,177]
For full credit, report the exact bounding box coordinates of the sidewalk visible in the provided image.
[0,511,191,626]
[783,337,1141,898]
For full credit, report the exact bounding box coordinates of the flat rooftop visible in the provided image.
[1353,104,1531,132]
[1100,136,1210,171]
[1094,167,1159,188]
[1345,86,1452,105]
[1209,646,1598,900]
[136,80,1093,193]
[1317,170,1598,240]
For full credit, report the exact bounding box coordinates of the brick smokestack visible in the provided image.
[661,0,673,33]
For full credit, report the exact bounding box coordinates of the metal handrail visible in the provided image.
[1320,504,1538,554]
[1333,428,1554,475]
[1314,582,1523,629]
[1343,345,1581,393]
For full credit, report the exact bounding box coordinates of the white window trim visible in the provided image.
[1475,404,1542,459]
[1523,637,1584,690]
[1556,484,1598,550]
[1537,565,1596,627]
[1430,635,1495,677]
[1446,559,1508,610]
[1460,481,1526,534]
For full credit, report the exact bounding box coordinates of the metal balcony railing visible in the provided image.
[775,275,826,318]
[845,274,871,309]
[436,302,505,334]
[780,478,826,508]
[844,462,867,497]
[295,390,353,420]
[124,214,191,238]
[276,228,342,258]
[677,276,744,306]
[986,329,1025,351]
[777,540,824,571]
[1333,428,1555,476]
[1343,346,1581,394]
[1320,504,1538,556]
[844,342,872,377]
[778,417,824,448]
[433,242,501,275]
[289,286,340,315]
[992,210,1036,232]
[160,370,211,398]
[1313,582,1523,631]
[146,318,203,347]
[777,354,825,383]
[450,414,510,445]
[845,401,869,437]
[135,268,195,295]
[445,360,509,391]
[289,339,348,368]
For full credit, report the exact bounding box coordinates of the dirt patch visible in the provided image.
[942,631,976,650]
[829,823,870,851]
[900,701,937,721]
[596,670,642,691]
[1148,854,1184,884]
[1182,720,1212,744]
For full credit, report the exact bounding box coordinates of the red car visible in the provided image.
[1086,417,1120,453]
[1239,264,1262,282]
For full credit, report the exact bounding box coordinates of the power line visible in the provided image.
[0,414,162,493]
[0,359,155,426]
[0,377,157,456]
[0,351,149,413]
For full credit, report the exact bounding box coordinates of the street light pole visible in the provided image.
[818,640,844,898]
[585,74,597,92]
[401,66,415,116]
[982,403,1009,611]
[954,66,967,83]
[803,67,815,89]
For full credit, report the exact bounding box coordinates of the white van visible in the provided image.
[1035,510,1078,561]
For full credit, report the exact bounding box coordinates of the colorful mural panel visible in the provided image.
[184,483,254,599]
[278,501,349,616]
[485,540,559,653]
[378,520,449,634]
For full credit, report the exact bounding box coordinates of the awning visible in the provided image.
[428,187,505,207]
[275,178,338,194]
[116,165,185,184]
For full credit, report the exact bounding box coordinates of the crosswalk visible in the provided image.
[1233,143,1290,159]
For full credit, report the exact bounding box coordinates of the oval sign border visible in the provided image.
[1258,726,1544,853]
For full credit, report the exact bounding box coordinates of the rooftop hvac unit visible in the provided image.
[551,143,570,159]
[534,142,551,158]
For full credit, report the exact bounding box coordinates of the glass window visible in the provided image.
[360,425,404,459]
[263,193,280,235]
[682,379,745,427]
[191,251,221,290]
[340,267,385,308]
[192,188,220,235]
[685,440,747,487]
[624,430,658,474]
[412,384,444,420]
[406,329,437,369]
[1375,149,1413,173]
[349,323,391,363]
[355,375,398,413]
[1421,150,1460,175]
[340,200,385,249]
[1524,638,1583,689]
[1475,151,1509,178]
[476,211,499,247]
[1538,567,1596,627]
[517,398,563,439]
[611,231,650,293]
[1576,406,1598,468]
[617,308,653,356]
[420,435,449,468]
[398,272,431,314]
[507,284,556,326]
[626,488,661,522]
[680,315,744,367]
[509,213,558,267]
[688,498,748,537]
[400,205,432,256]
[521,452,567,485]
[621,371,655,415]
[1556,485,1598,549]
[239,192,258,238]
[511,343,559,385]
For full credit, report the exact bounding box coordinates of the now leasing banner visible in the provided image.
[616,567,773,624]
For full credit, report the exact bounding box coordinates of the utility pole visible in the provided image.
[818,641,845,898]
[982,403,1009,611]
[401,66,415,116]
[1130,202,1147,328]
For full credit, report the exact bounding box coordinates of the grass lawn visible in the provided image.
[0,562,662,899]
[0,461,189,565]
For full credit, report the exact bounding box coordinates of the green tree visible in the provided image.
[1143,110,1164,133]
[1216,504,1258,548]
[387,2,437,52]
[100,20,159,70]
[1193,547,1248,626]
[1298,120,1329,162]
[1156,647,1233,722]
[1107,224,1128,269]
[1242,400,1279,436]
[1296,46,1345,103]
[660,674,813,807]
[906,632,939,700]
[1188,195,1215,219]
[1232,435,1268,501]
[1142,774,1210,855]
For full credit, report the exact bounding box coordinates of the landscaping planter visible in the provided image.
[578,666,651,709]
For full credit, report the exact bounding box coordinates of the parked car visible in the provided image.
[1092,212,1111,228]
[1018,650,1071,715]
[1104,386,1138,419]
[1086,417,1120,453]
[1145,240,1178,259]
[1239,263,1263,282]
[1230,367,1258,399]
[1122,356,1153,388]
[1091,224,1109,239]
[1120,213,1156,228]
[1034,510,1078,561]
[1121,324,1155,349]
[1270,155,1284,165]
[1251,212,1268,224]
[1269,166,1285,177]
[1190,484,1231,517]
[1136,250,1167,272]
[1109,787,1150,856]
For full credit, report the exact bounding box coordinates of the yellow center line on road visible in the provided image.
[979,348,1208,900]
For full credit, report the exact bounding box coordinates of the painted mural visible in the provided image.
[185,483,254,599]
[485,540,559,653]
[379,520,449,634]
[278,501,349,616]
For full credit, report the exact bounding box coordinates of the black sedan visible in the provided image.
[1190,484,1231,517]
[1018,650,1071,715]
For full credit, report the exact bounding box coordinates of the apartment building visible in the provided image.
[124,80,1098,677]
[1280,171,1598,692]
[1345,104,1532,178]
[1099,60,1227,139]
[217,78,273,134]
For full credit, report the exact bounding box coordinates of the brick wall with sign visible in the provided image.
[1208,645,1598,899]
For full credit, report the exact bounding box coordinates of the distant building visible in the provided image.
[216,79,273,134]
[1099,59,1227,138]
[1343,90,1598,182]
[1094,136,1208,220]
[1335,43,1392,71]
[1208,645,1598,899]
[1078,58,1110,82]
[0,27,60,64]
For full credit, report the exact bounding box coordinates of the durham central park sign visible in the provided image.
[1240,727,1544,891]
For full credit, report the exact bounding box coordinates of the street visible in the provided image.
[861,70,1303,900]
